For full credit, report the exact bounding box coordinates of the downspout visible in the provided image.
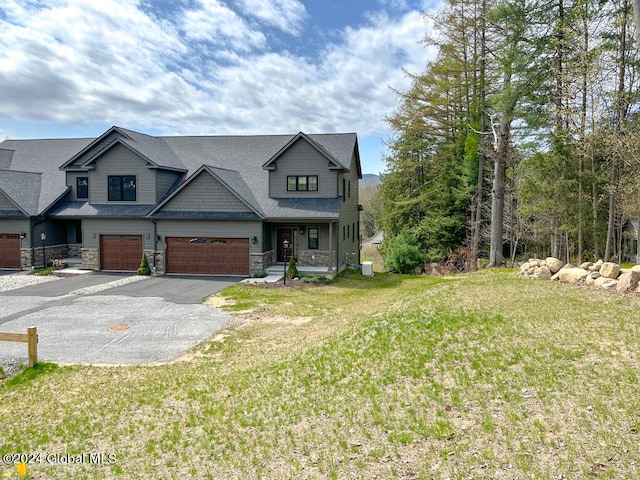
[151,219,157,270]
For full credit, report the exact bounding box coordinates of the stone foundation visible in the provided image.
[25,244,70,269]
[251,250,275,273]
[297,250,330,267]
[82,248,99,270]
[67,243,82,257]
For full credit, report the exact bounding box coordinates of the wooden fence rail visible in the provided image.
[0,326,38,368]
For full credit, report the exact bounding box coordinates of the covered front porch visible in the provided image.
[261,221,340,274]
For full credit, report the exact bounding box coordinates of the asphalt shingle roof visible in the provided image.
[0,129,359,219]
[0,138,92,215]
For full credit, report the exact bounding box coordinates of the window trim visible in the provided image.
[108,175,137,202]
[287,175,318,192]
[77,177,88,199]
[308,227,319,249]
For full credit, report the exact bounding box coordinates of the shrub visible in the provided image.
[383,232,426,274]
[252,270,268,278]
[137,253,151,275]
[287,254,299,280]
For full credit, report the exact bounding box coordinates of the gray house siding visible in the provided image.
[268,139,338,199]
[159,172,252,213]
[64,130,123,169]
[0,191,19,211]
[83,219,155,249]
[89,144,156,204]
[0,218,28,232]
[156,170,182,203]
[66,171,89,201]
[338,153,361,266]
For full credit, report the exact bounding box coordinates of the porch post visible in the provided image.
[329,221,333,271]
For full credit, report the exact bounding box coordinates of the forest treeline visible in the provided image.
[377,0,640,270]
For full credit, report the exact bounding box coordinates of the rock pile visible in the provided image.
[519,257,640,293]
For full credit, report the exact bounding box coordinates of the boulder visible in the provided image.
[533,266,552,280]
[586,271,600,286]
[616,270,640,293]
[600,262,620,279]
[558,267,589,284]
[546,257,564,274]
[580,261,593,270]
[594,276,618,289]
[520,262,530,273]
[593,259,604,271]
[631,264,640,274]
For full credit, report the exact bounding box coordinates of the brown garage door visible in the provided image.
[166,237,249,275]
[100,235,143,271]
[0,234,20,269]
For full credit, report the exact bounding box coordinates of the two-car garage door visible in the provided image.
[165,237,249,275]
[100,234,250,274]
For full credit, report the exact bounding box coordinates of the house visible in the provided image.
[0,126,362,276]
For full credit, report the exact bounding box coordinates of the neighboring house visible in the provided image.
[0,126,362,276]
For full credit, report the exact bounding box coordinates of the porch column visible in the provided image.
[329,221,333,271]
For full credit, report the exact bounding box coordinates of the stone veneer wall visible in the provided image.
[82,248,99,270]
[251,250,275,273]
[23,244,69,269]
[152,250,165,275]
[297,250,330,267]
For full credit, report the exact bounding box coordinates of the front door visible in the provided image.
[277,229,293,263]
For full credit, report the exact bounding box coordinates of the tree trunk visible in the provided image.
[489,117,510,267]
[606,0,629,261]
[471,0,487,271]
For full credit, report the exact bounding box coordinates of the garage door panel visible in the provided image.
[166,237,249,275]
[0,233,20,269]
[100,235,142,271]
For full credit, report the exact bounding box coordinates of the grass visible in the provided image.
[1,270,640,479]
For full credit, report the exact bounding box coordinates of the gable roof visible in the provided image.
[0,128,360,219]
[60,126,187,172]
[261,132,349,171]
[149,165,265,218]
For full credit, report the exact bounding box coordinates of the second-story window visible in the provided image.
[77,177,88,199]
[287,175,318,192]
[108,175,136,201]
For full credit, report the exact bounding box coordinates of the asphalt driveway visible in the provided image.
[0,273,239,366]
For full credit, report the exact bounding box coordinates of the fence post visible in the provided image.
[27,326,38,368]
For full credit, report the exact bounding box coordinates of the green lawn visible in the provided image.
[1,271,639,479]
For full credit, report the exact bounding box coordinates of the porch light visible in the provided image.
[299,227,305,235]
[251,235,257,244]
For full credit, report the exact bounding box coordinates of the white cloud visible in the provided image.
[182,0,266,51]
[233,0,307,35]
[0,0,435,141]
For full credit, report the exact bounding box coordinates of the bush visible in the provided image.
[383,232,426,274]
[137,253,151,275]
[251,270,268,278]
[287,255,299,280]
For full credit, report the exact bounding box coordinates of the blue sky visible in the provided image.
[0,0,439,174]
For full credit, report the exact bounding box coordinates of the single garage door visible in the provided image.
[0,233,20,269]
[100,234,143,271]
[166,237,249,275]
